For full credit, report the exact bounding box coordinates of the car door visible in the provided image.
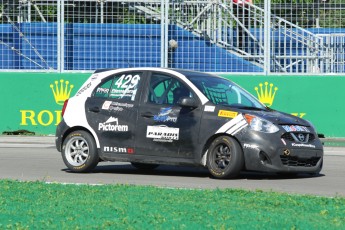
[85,70,145,157]
[135,71,203,159]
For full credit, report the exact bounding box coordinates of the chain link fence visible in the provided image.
[0,0,345,74]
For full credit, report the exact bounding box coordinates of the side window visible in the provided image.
[94,79,112,98]
[93,72,142,101]
[148,74,192,105]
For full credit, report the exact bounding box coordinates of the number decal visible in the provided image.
[129,75,140,89]
[121,75,132,88]
[114,74,140,89]
[110,74,141,100]
[114,75,125,88]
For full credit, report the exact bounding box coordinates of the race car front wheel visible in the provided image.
[62,130,99,173]
[207,136,244,179]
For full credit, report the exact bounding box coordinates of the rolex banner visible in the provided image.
[0,73,344,137]
[0,72,89,135]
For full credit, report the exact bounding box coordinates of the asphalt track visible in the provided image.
[0,136,344,197]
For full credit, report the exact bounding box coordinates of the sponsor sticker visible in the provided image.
[98,117,128,132]
[204,105,215,112]
[153,107,178,123]
[96,87,110,94]
[282,125,310,132]
[102,101,112,110]
[76,82,92,96]
[101,101,134,112]
[146,125,179,142]
[243,143,259,149]
[103,146,135,153]
[110,89,137,98]
[291,143,316,148]
[218,110,238,118]
[91,74,99,81]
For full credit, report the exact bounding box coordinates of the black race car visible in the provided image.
[55,68,323,179]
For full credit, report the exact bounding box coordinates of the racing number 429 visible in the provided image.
[114,74,140,89]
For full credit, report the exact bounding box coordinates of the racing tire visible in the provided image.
[62,130,99,173]
[207,136,244,179]
[131,162,159,171]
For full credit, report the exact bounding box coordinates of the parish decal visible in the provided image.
[146,125,179,142]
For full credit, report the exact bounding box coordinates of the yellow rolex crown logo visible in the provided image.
[50,79,74,105]
[254,82,278,107]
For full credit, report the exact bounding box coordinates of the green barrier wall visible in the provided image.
[0,72,344,137]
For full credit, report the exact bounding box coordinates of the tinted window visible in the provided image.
[148,73,192,105]
[186,74,266,109]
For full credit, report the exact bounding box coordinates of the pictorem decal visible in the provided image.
[98,117,128,132]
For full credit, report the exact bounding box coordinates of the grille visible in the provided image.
[281,133,315,143]
[280,156,320,167]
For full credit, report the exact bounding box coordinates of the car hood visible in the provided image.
[222,107,310,127]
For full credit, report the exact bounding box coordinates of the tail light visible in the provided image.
[62,99,69,117]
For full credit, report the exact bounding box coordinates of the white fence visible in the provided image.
[0,0,345,74]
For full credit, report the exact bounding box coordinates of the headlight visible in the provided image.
[244,114,279,133]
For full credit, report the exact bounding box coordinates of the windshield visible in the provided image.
[186,74,267,110]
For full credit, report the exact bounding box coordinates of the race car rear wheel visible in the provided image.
[207,136,244,179]
[62,130,99,173]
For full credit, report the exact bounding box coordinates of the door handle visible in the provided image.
[89,107,100,113]
[141,112,154,118]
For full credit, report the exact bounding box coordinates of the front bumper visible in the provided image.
[244,147,323,173]
[240,131,324,174]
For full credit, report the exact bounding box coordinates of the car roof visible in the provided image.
[93,67,220,79]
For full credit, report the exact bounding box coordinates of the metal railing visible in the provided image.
[158,0,329,73]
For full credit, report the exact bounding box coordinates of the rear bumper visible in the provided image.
[55,120,69,152]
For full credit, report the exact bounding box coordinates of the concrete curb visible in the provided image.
[0,136,55,144]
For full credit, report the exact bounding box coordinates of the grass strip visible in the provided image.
[0,180,344,229]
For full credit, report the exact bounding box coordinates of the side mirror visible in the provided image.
[177,97,198,108]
